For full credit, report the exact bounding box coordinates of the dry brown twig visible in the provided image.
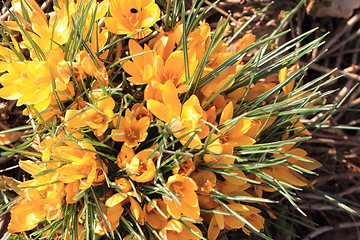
[298,204,354,212]
[307,138,360,146]
[0,0,53,20]
[316,172,360,186]
[318,13,360,60]
[303,222,360,240]
[299,60,360,82]
[204,0,240,28]
[338,186,360,197]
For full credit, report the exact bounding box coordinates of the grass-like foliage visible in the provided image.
[0,0,347,239]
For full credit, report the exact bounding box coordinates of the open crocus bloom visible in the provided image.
[164,174,200,220]
[104,0,160,39]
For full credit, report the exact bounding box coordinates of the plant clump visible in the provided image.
[0,0,333,239]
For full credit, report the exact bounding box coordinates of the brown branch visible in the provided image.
[303,222,360,240]
[299,61,360,82]
[204,0,240,28]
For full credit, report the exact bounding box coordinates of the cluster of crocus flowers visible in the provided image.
[0,0,325,239]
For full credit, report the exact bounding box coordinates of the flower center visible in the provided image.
[126,128,139,142]
[138,162,147,175]
[21,72,28,78]
[220,132,229,143]
[93,114,107,125]
[172,182,183,194]
[178,159,193,175]
[80,164,92,175]
[164,72,179,85]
